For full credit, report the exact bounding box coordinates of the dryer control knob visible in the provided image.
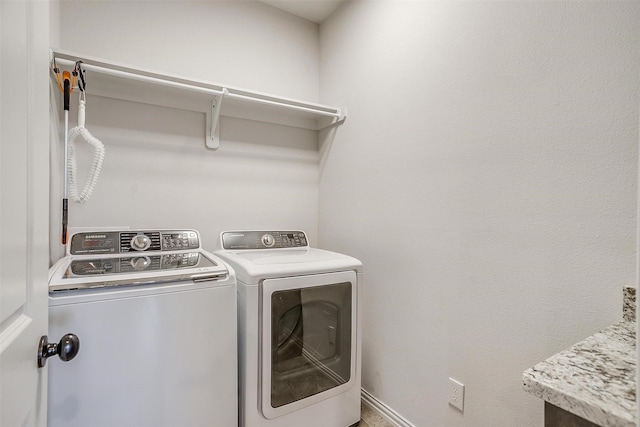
[131,234,151,251]
[261,234,275,248]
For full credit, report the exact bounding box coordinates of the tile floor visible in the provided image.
[358,403,394,427]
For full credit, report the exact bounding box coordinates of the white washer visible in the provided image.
[47,229,237,427]
[215,230,363,427]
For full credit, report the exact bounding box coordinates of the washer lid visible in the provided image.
[214,247,362,284]
[48,250,229,292]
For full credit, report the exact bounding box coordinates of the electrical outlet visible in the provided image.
[448,377,465,411]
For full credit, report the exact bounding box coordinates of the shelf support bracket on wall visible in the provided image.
[206,88,227,150]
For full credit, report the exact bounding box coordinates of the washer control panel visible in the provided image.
[70,230,200,255]
[221,231,308,250]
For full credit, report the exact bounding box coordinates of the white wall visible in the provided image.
[50,2,639,425]
[51,1,321,262]
[59,1,319,100]
[319,2,639,426]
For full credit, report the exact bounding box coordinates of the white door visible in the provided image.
[0,1,51,426]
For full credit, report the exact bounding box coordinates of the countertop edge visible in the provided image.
[522,320,636,427]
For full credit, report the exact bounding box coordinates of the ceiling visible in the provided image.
[259,0,345,24]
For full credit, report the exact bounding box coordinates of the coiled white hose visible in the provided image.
[67,93,105,203]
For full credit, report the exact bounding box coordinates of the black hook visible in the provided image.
[75,61,86,92]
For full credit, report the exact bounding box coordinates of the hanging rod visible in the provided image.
[225,92,342,118]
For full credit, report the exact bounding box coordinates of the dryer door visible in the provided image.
[260,271,357,419]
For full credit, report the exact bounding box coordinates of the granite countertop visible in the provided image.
[522,287,636,427]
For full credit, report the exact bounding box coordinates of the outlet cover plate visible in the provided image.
[448,377,465,411]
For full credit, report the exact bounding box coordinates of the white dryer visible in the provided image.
[215,230,363,427]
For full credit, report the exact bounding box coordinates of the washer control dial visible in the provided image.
[130,234,151,251]
[261,234,275,248]
[130,256,151,270]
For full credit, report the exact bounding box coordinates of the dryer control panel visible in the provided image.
[221,231,308,250]
[70,230,200,255]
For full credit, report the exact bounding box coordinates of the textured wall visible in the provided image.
[58,1,320,100]
[319,2,639,426]
[51,1,321,262]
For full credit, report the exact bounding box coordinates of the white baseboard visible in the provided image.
[361,388,416,427]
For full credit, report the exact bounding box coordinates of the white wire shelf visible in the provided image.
[50,49,346,150]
